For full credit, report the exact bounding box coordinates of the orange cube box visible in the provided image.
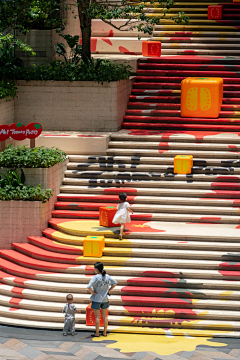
[208,5,222,19]
[174,155,193,174]
[99,206,118,227]
[86,304,108,326]
[181,77,223,118]
[142,41,161,57]
[83,236,105,257]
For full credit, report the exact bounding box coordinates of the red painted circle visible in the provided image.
[0,125,10,141]
[9,123,26,141]
[25,122,42,139]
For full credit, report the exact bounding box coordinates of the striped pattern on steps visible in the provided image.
[122,55,240,132]
[91,0,240,55]
[3,57,240,336]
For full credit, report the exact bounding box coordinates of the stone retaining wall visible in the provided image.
[0,98,15,125]
[15,79,134,132]
[0,160,68,248]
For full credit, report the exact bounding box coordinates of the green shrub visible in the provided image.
[0,145,67,168]
[0,169,53,203]
[0,80,18,101]
[15,58,132,83]
[0,184,53,203]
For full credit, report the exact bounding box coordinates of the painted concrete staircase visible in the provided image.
[91,0,240,55]
[2,56,240,336]
[123,55,240,132]
[2,126,240,336]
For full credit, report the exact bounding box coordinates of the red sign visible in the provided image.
[9,123,26,141]
[0,122,42,141]
[0,125,10,141]
[25,122,42,139]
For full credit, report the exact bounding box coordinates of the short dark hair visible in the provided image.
[66,294,73,301]
[119,192,127,202]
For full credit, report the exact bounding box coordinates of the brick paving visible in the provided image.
[0,326,240,360]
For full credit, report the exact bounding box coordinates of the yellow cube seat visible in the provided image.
[174,155,193,174]
[181,77,223,118]
[83,236,105,257]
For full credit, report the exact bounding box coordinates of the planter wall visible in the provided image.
[0,201,52,249]
[0,98,15,125]
[15,79,134,131]
[15,30,53,66]
[0,159,68,248]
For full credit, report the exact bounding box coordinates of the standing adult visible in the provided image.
[87,262,117,337]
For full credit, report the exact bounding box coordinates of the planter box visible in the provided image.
[0,200,52,249]
[15,79,134,132]
[0,98,15,125]
[0,159,68,247]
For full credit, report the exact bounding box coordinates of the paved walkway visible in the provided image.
[0,325,240,360]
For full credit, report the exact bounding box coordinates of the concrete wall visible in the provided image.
[15,30,53,66]
[0,160,68,248]
[15,78,134,131]
[0,201,52,249]
[0,98,15,125]
[7,134,110,155]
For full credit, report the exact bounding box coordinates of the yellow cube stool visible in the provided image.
[83,236,105,257]
[181,77,223,118]
[174,155,193,174]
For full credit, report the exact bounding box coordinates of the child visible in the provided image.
[112,192,133,240]
[62,294,78,336]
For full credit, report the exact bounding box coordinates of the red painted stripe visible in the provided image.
[211,182,240,188]
[9,298,22,306]
[122,122,240,131]
[0,258,48,277]
[28,236,83,254]
[138,64,240,71]
[11,287,24,295]
[11,243,79,262]
[124,116,240,124]
[133,83,240,90]
[121,286,194,297]
[136,70,240,77]
[125,109,240,118]
[121,296,194,307]
[0,250,79,270]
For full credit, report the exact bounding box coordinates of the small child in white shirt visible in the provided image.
[62,294,78,336]
[112,192,133,240]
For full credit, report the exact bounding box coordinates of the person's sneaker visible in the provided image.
[71,332,76,336]
[63,333,67,336]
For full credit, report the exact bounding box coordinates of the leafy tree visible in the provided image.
[67,0,189,62]
[0,0,62,34]
[0,0,63,100]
